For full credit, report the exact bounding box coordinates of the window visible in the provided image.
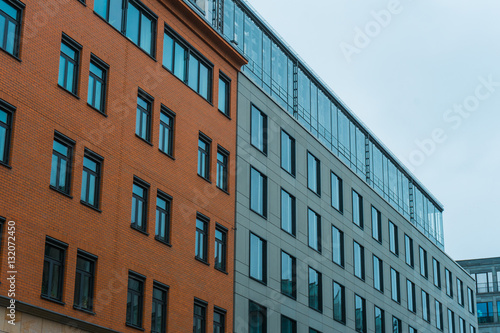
[250,104,267,154]
[81,150,102,209]
[159,106,174,156]
[131,177,149,232]
[73,250,96,311]
[457,278,464,306]
[477,301,493,323]
[308,208,321,252]
[155,191,171,244]
[469,325,476,333]
[50,132,75,195]
[151,282,168,333]
[389,221,398,255]
[355,295,366,333]
[58,34,81,94]
[371,206,381,242]
[309,329,320,333]
[250,167,267,217]
[0,100,15,165]
[198,133,211,180]
[94,0,156,55]
[281,130,295,176]
[392,317,401,333]
[218,73,230,116]
[390,268,400,303]
[213,308,225,333]
[307,152,321,195]
[467,287,474,313]
[250,233,266,283]
[216,147,229,192]
[195,214,209,262]
[136,90,153,142]
[422,290,430,322]
[419,247,428,278]
[281,251,296,299]
[448,309,455,333]
[352,190,363,229]
[193,300,207,333]
[374,306,385,333]
[331,172,343,212]
[354,241,365,280]
[41,237,67,302]
[373,255,383,292]
[436,300,443,330]
[333,281,346,324]
[214,225,227,272]
[459,317,466,333]
[249,301,266,333]
[409,326,417,333]
[332,225,344,267]
[404,234,414,267]
[126,271,145,328]
[281,315,296,333]
[407,279,416,312]
[281,189,295,236]
[474,272,494,293]
[308,267,322,312]
[445,269,453,297]
[0,0,23,57]
[87,55,108,112]
[433,258,441,288]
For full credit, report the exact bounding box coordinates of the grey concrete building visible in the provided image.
[458,257,500,333]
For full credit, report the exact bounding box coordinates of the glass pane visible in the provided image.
[87,76,95,105]
[173,42,186,80]
[50,155,58,187]
[58,159,67,191]
[90,63,103,78]
[58,56,66,87]
[66,62,75,91]
[281,190,292,234]
[218,78,227,113]
[0,0,18,19]
[250,234,263,280]
[0,126,5,161]
[188,54,199,91]
[250,168,263,214]
[61,43,75,59]
[199,63,209,99]
[109,0,123,30]
[94,0,108,19]
[81,171,88,201]
[94,81,102,110]
[6,20,15,54]
[163,33,174,70]
[126,3,140,44]
[140,13,152,53]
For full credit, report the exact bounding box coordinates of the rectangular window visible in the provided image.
[436,300,443,330]
[0,0,23,57]
[198,133,211,180]
[195,214,209,262]
[459,317,466,333]
[73,250,96,311]
[213,308,225,333]
[433,258,441,288]
[216,146,229,192]
[281,130,295,176]
[250,233,266,283]
[457,278,464,306]
[250,167,267,217]
[0,99,15,165]
[214,225,227,272]
[331,172,343,212]
[422,290,430,322]
[308,208,321,252]
[250,104,267,154]
[50,132,75,195]
[41,237,67,302]
[391,268,400,303]
[151,282,168,333]
[352,189,363,228]
[87,55,108,112]
[218,73,230,116]
[467,287,474,313]
[470,326,476,333]
[355,294,366,333]
[126,271,145,328]
[249,301,266,333]
[193,300,207,333]
[155,191,171,244]
[81,150,103,209]
[407,279,416,312]
[448,309,456,333]
[333,281,346,324]
[374,306,385,333]
[281,251,296,299]
[419,247,428,278]
[308,267,322,312]
[136,90,153,142]
[309,329,320,333]
[389,221,398,255]
[95,0,156,55]
[404,234,414,267]
[307,152,320,195]
[58,34,81,94]
[332,225,344,267]
[477,301,494,323]
[131,177,149,232]
[409,326,417,333]
[445,268,453,297]
[354,241,365,280]
[371,206,381,242]
[474,272,494,293]
[281,315,296,333]
[392,317,401,333]
[281,189,295,236]
[373,255,383,292]
[159,106,174,156]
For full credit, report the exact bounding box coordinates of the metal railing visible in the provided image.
[476,282,497,294]
[478,312,498,324]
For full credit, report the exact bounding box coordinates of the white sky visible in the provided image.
[245,0,500,260]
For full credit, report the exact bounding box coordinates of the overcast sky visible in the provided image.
[245,0,500,261]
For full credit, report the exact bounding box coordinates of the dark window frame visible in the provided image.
[280,188,296,236]
[80,149,103,210]
[218,71,231,117]
[250,103,268,155]
[352,189,363,229]
[58,34,82,95]
[433,257,441,289]
[249,232,267,284]
[249,300,267,333]
[197,132,211,181]
[159,105,175,157]
[392,316,402,333]
[389,220,399,256]
[280,250,296,299]
[50,131,75,196]
[0,0,24,58]
[41,236,68,303]
[331,171,343,213]
[0,99,15,166]
[135,88,154,143]
[280,129,296,176]
[445,268,453,298]
[216,145,229,192]
[407,279,416,313]
[355,294,366,333]
[420,246,428,278]
[307,151,321,195]
[371,206,381,242]
[131,176,150,233]
[404,234,414,268]
[457,278,464,306]
[390,267,401,303]
[281,315,297,333]
[422,289,430,322]
[214,224,227,272]
[213,307,226,333]
[126,270,145,329]
[332,225,344,267]
[195,213,209,263]
[87,54,109,113]
[193,298,207,333]
[373,254,384,293]
[250,166,267,218]
[308,266,322,313]
[155,190,172,245]
[333,280,346,324]
[73,250,97,312]
[436,300,443,331]
[151,281,169,333]
[307,207,321,253]
[353,241,365,280]
[374,306,385,333]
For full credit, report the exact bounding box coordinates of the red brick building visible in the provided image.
[0,0,245,331]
